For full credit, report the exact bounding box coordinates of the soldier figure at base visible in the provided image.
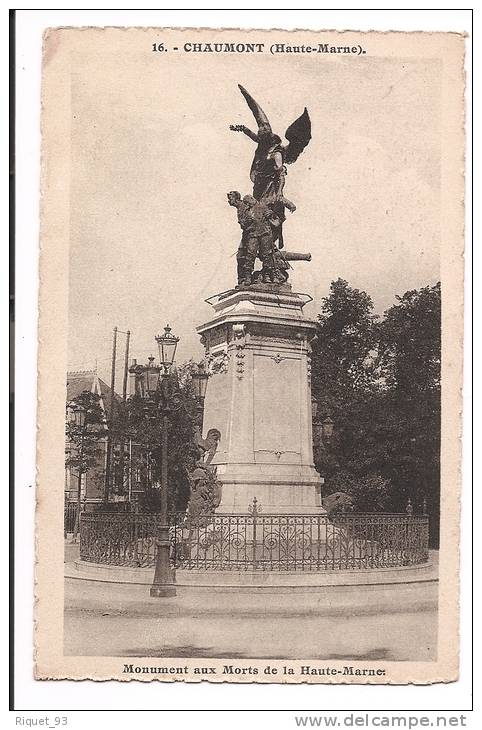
[227,191,291,285]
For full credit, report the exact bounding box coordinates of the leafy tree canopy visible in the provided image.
[378,283,441,394]
[110,369,202,511]
[311,280,441,545]
[65,391,105,476]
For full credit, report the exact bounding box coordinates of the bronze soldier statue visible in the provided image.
[227,191,290,285]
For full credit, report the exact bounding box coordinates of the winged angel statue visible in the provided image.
[229,85,312,285]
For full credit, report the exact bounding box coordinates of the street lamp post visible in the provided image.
[191,361,209,429]
[149,324,180,598]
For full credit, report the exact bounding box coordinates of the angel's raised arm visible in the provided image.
[229,124,259,143]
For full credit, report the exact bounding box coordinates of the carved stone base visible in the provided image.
[197,287,324,515]
[233,282,292,296]
[215,480,323,514]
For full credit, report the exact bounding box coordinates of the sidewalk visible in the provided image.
[64,540,80,564]
[64,571,438,660]
[65,571,437,615]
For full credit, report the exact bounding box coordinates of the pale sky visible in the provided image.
[67,36,441,386]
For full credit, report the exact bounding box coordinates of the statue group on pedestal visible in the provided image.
[228,84,312,287]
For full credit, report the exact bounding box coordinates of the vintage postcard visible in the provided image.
[35,27,465,684]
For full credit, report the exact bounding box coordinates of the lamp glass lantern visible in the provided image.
[156,324,179,375]
[73,404,86,428]
[322,416,334,439]
[144,355,159,394]
[191,362,209,401]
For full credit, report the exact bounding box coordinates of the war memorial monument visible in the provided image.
[77,85,430,586]
[198,84,323,516]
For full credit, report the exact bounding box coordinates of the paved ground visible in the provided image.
[64,576,438,661]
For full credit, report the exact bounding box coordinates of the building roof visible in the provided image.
[66,370,121,420]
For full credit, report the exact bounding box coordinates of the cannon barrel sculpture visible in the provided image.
[283,251,312,262]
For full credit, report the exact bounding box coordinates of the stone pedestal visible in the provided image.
[197,284,324,514]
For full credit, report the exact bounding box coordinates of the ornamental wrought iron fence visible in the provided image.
[80,509,429,571]
[64,502,78,536]
[80,512,160,568]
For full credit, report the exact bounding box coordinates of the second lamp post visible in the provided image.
[135,326,210,597]
[150,324,180,598]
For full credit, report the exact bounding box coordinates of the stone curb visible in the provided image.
[66,554,438,589]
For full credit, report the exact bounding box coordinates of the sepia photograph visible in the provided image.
[34,25,465,685]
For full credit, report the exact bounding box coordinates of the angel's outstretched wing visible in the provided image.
[238,84,272,132]
[283,108,311,164]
